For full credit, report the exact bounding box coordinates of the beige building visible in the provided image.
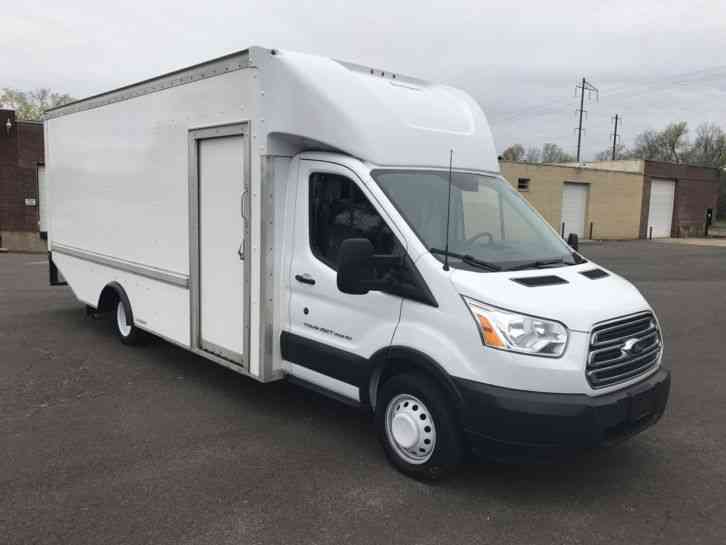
[500,160,720,240]
[500,161,644,239]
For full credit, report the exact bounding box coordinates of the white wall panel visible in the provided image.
[46,69,256,275]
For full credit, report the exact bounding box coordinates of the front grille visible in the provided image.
[587,312,661,389]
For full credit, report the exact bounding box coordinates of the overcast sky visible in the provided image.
[3,0,725,160]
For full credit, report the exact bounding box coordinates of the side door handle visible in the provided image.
[238,190,249,261]
[295,274,316,286]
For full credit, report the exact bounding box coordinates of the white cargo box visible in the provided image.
[45,46,497,383]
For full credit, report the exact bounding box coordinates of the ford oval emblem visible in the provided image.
[622,338,644,355]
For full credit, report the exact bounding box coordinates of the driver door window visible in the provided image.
[309,172,399,269]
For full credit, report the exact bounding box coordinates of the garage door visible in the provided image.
[561,183,589,238]
[647,179,675,238]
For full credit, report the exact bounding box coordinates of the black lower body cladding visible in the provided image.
[455,368,670,461]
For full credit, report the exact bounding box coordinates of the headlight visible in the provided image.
[463,296,568,357]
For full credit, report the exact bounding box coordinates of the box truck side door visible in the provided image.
[284,160,404,401]
[191,126,249,366]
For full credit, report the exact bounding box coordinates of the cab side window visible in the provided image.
[309,172,398,270]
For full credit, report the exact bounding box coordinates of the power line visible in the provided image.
[491,64,726,124]
[575,77,598,162]
[493,65,726,159]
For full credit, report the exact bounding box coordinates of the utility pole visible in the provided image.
[574,77,598,162]
[611,114,620,160]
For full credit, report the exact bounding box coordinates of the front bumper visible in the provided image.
[455,368,670,460]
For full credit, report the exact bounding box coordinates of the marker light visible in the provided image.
[463,297,568,357]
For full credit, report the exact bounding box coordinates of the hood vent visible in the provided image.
[580,268,609,280]
[512,275,568,287]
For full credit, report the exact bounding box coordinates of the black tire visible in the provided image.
[376,373,463,481]
[112,295,144,346]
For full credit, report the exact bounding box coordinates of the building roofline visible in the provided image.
[640,158,722,173]
[587,158,720,173]
[502,158,721,175]
[498,160,644,176]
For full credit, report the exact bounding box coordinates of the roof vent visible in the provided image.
[512,275,568,287]
[580,268,609,280]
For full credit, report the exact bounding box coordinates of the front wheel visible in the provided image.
[376,373,463,481]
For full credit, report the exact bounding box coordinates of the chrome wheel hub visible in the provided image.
[385,394,436,464]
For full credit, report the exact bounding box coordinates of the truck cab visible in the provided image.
[280,151,669,479]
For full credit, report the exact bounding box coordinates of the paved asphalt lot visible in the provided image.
[1,241,725,545]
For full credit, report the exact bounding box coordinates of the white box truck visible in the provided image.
[45,47,670,480]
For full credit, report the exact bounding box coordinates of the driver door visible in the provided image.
[284,160,405,401]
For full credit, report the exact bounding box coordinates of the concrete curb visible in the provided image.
[655,238,726,248]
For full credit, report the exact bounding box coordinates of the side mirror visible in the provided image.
[567,233,579,251]
[337,238,402,295]
[337,238,376,295]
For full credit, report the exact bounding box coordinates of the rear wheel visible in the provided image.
[376,373,463,481]
[113,296,144,345]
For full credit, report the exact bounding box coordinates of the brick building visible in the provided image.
[0,109,46,252]
[582,160,721,238]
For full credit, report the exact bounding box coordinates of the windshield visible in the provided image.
[372,170,579,271]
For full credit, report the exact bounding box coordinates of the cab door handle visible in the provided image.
[295,274,316,285]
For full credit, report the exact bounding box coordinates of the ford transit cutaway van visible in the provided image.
[45,47,670,480]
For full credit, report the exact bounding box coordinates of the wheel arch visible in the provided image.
[367,346,463,412]
[97,281,134,324]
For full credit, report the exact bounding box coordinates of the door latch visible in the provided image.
[295,273,316,285]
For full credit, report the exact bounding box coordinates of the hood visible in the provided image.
[451,263,650,332]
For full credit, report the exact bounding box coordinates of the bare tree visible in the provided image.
[630,129,661,160]
[594,144,632,161]
[631,122,689,163]
[0,88,76,121]
[501,144,526,161]
[541,143,575,163]
[660,121,689,163]
[504,121,725,167]
[524,147,541,163]
[685,123,726,168]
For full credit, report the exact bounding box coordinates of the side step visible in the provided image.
[286,375,363,409]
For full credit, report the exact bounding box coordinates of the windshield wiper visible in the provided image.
[430,248,501,271]
[507,258,568,271]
